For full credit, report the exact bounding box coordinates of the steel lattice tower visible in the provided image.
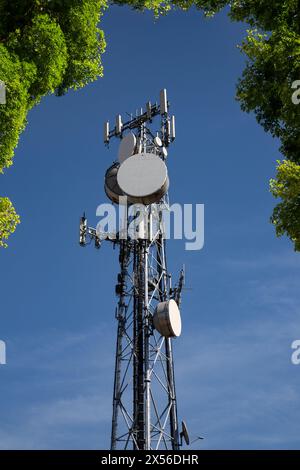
[80,90,188,450]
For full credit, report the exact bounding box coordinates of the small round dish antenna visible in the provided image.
[154,136,162,148]
[180,421,190,446]
[161,147,168,158]
[118,132,137,164]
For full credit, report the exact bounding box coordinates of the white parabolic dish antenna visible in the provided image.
[153,299,182,338]
[104,163,125,204]
[117,153,169,205]
[118,132,136,164]
[154,136,162,147]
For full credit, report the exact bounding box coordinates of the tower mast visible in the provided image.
[80,90,187,450]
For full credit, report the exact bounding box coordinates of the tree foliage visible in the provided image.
[0,0,106,172]
[0,0,106,247]
[111,0,227,16]
[0,0,299,249]
[118,0,300,250]
[0,197,20,247]
[229,1,300,251]
[270,160,300,251]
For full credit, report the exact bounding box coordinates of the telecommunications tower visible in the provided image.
[79,90,189,450]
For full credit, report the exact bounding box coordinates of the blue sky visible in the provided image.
[1,5,300,450]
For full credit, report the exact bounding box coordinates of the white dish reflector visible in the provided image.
[117,153,169,205]
[118,133,137,164]
[153,299,182,338]
[104,163,125,204]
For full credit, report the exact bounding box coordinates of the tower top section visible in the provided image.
[103,89,176,149]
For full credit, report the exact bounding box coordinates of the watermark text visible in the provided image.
[291,80,300,105]
[291,340,300,365]
[95,199,204,251]
[0,340,6,365]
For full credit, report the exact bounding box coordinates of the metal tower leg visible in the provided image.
[134,241,146,449]
[156,234,180,450]
[111,241,130,450]
[165,338,180,450]
[144,243,151,450]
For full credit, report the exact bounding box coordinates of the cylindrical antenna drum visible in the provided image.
[104,121,110,144]
[146,101,152,120]
[116,115,123,135]
[160,89,168,115]
[153,299,182,338]
[104,162,126,204]
[170,115,176,141]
